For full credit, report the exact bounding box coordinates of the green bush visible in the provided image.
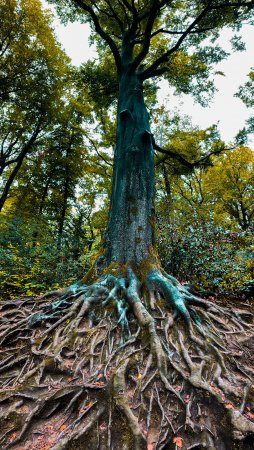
[0,214,93,298]
[158,219,254,295]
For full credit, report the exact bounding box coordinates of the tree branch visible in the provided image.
[153,138,194,169]
[104,0,125,33]
[0,120,43,211]
[150,26,214,38]
[121,0,139,44]
[131,0,161,71]
[140,2,212,80]
[153,137,235,169]
[140,66,169,80]
[211,1,254,8]
[117,0,132,28]
[86,135,113,167]
[73,0,122,75]
[140,1,254,80]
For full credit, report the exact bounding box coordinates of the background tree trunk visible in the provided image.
[57,174,70,250]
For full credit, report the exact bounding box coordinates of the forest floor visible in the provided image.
[0,281,254,450]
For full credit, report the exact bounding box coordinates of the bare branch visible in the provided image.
[153,138,194,169]
[140,66,168,80]
[117,0,132,27]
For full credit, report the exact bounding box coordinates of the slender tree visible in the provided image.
[1,1,254,449]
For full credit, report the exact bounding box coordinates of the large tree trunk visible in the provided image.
[104,72,155,266]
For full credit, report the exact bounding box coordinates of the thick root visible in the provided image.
[0,267,253,449]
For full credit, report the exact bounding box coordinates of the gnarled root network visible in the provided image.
[0,267,253,450]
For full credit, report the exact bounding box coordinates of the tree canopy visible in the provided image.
[0,0,70,210]
[52,0,254,86]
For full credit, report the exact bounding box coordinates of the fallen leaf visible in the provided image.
[99,422,107,431]
[173,436,183,448]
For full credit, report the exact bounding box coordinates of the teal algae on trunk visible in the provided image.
[105,71,155,267]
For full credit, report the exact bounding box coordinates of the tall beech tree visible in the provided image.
[54,0,253,270]
[1,1,254,449]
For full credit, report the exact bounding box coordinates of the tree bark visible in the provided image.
[104,71,155,267]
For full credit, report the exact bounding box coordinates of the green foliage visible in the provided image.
[0,0,69,124]
[0,86,110,298]
[158,217,254,295]
[236,69,254,108]
[236,69,254,138]
[50,0,254,109]
[0,0,71,212]
[80,58,118,109]
[156,145,254,295]
[0,209,102,298]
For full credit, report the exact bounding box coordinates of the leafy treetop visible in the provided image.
[50,0,254,97]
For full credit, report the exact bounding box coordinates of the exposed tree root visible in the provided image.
[0,267,253,450]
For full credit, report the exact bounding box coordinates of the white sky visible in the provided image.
[48,3,254,147]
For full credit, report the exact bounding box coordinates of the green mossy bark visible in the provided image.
[104,69,155,267]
